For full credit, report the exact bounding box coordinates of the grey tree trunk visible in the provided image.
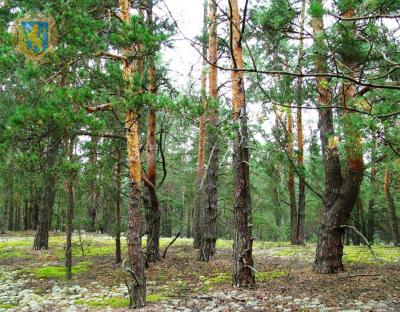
[34,135,60,250]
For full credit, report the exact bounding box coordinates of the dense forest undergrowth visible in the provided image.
[0,232,399,311]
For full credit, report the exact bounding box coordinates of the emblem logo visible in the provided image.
[12,14,58,61]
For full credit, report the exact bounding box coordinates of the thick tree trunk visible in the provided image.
[199,0,219,262]
[144,111,161,264]
[66,137,75,280]
[34,136,59,250]
[144,0,161,265]
[230,0,255,287]
[193,0,208,249]
[296,0,306,245]
[125,110,146,308]
[312,5,363,273]
[384,169,400,246]
[115,147,122,264]
[120,0,146,307]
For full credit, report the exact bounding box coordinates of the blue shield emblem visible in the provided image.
[21,21,49,54]
[12,14,58,61]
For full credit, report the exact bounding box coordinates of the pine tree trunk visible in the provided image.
[193,0,208,249]
[287,110,297,245]
[6,166,14,231]
[87,136,98,232]
[144,109,161,263]
[120,0,146,307]
[230,0,255,287]
[161,202,172,237]
[115,147,122,264]
[367,165,377,242]
[199,0,219,262]
[66,137,75,280]
[186,202,193,238]
[143,0,161,265]
[312,5,363,273]
[125,109,146,308]
[34,135,59,250]
[296,0,306,245]
[384,169,400,246]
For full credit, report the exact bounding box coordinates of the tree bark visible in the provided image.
[115,147,122,264]
[193,0,208,249]
[34,135,60,250]
[6,163,14,231]
[287,110,298,245]
[144,1,161,264]
[367,164,377,242]
[384,169,400,246]
[87,136,98,232]
[312,5,364,273]
[199,0,219,262]
[120,0,146,307]
[66,137,75,280]
[296,0,306,245]
[230,0,255,287]
[161,201,172,237]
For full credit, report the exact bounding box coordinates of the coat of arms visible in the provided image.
[12,14,58,61]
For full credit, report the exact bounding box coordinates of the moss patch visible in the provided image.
[147,293,168,303]
[75,294,167,308]
[343,245,400,263]
[256,270,287,282]
[0,303,18,309]
[0,239,33,259]
[75,298,129,308]
[32,261,91,279]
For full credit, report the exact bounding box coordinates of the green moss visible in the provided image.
[0,239,33,259]
[207,272,231,284]
[0,303,18,309]
[32,261,91,279]
[75,298,129,308]
[343,245,400,263]
[273,246,314,258]
[147,293,168,303]
[256,270,286,282]
[75,294,166,308]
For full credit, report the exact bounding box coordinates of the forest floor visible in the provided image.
[0,232,399,312]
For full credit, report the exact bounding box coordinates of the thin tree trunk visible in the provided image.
[186,201,193,238]
[193,0,208,249]
[161,201,172,237]
[367,164,377,242]
[312,5,364,273]
[6,165,14,231]
[87,136,98,232]
[115,147,122,264]
[296,0,306,245]
[230,0,255,287]
[287,110,297,245]
[199,0,219,262]
[384,169,400,246]
[34,135,60,250]
[66,137,75,279]
[120,0,146,307]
